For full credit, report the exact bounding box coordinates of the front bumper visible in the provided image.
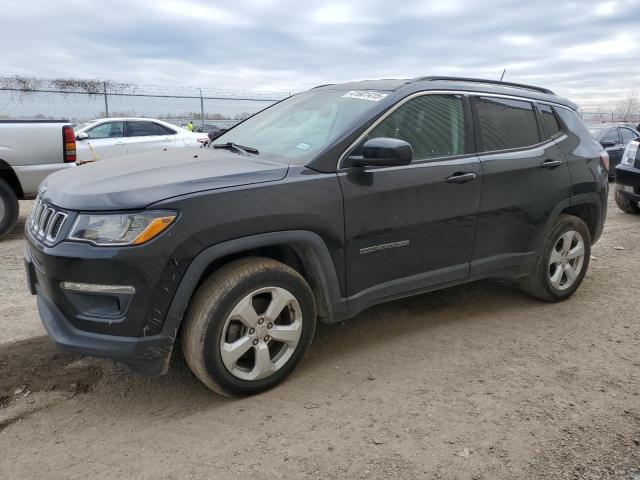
[24,218,200,375]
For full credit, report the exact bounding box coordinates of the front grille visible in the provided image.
[29,196,68,244]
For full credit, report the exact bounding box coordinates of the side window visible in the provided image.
[126,121,161,137]
[365,94,465,161]
[475,97,540,151]
[601,128,620,144]
[157,123,177,135]
[620,128,636,144]
[86,121,124,139]
[539,104,563,138]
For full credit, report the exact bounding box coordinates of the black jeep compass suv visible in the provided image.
[25,77,609,396]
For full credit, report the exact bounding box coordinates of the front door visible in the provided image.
[77,120,126,162]
[339,93,481,298]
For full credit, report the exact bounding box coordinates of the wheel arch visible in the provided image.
[163,231,343,341]
[0,160,24,199]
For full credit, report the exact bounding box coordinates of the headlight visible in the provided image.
[68,211,177,246]
[621,141,639,166]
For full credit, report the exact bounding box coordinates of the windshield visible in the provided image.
[587,127,605,139]
[73,121,101,132]
[211,89,388,163]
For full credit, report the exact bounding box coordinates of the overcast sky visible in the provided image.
[2,0,639,110]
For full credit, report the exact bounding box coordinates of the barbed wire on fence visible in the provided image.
[0,76,290,129]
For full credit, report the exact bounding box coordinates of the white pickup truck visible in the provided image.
[0,120,76,238]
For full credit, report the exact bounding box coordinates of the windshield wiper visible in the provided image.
[212,142,259,155]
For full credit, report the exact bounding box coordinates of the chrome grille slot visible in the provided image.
[29,198,68,244]
[46,212,67,242]
[38,208,53,236]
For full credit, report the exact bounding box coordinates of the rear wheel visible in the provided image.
[181,257,316,396]
[0,178,19,240]
[519,214,591,302]
[614,190,640,214]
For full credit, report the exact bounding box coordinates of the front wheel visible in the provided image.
[519,214,591,302]
[181,257,316,396]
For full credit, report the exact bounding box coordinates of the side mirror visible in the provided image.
[345,138,413,168]
[76,132,89,140]
[601,140,615,148]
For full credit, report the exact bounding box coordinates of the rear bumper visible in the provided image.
[615,163,640,202]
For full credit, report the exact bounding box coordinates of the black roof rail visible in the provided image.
[409,76,555,95]
[311,84,336,89]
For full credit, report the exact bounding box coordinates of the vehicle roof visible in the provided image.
[315,76,578,110]
[83,117,175,123]
[586,122,637,128]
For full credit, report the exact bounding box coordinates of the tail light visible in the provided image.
[599,150,610,173]
[62,125,76,163]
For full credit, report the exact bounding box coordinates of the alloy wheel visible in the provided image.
[219,286,303,381]
[548,230,585,291]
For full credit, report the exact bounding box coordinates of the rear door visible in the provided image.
[125,121,176,156]
[77,121,125,162]
[339,93,481,298]
[470,96,572,275]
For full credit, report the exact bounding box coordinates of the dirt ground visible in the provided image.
[0,193,639,480]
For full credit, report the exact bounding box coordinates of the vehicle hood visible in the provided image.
[41,148,289,210]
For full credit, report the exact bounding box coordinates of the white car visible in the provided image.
[73,118,209,163]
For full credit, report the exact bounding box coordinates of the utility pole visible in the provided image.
[103,81,109,117]
[199,88,205,131]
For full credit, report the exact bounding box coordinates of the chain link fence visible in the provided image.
[0,77,289,131]
[581,110,640,124]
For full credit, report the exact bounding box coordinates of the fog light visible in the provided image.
[60,282,135,295]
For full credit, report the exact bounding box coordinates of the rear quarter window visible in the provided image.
[475,97,540,152]
[539,104,563,138]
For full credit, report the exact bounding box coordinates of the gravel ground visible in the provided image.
[0,193,639,479]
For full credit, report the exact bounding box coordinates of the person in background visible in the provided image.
[186,120,194,132]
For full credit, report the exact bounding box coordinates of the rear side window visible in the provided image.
[475,97,540,151]
[126,121,163,137]
[366,94,466,161]
[600,128,620,144]
[158,124,177,135]
[620,128,637,144]
[539,104,563,138]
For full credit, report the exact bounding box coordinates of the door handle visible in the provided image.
[540,159,562,169]
[115,141,125,145]
[445,172,477,184]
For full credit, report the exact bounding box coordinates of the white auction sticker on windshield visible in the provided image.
[296,142,311,150]
[342,90,388,102]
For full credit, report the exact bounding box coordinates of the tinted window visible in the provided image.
[365,94,465,161]
[600,128,620,144]
[555,107,595,145]
[158,124,177,135]
[86,121,124,139]
[539,104,562,138]
[476,97,540,151]
[126,121,162,137]
[620,128,637,144]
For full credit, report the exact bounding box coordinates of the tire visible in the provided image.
[0,178,19,240]
[614,190,640,214]
[181,257,316,396]
[518,214,591,302]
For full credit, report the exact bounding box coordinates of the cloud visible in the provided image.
[1,0,639,110]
